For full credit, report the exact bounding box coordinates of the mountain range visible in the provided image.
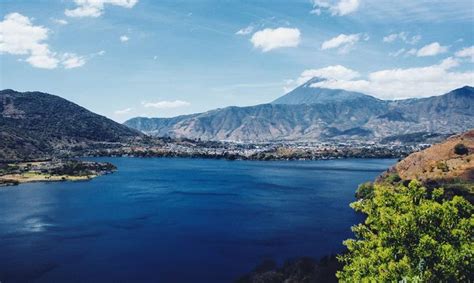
[1,80,473,160]
[0,89,142,161]
[124,79,474,142]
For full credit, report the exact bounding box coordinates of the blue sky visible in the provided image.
[0,0,473,122]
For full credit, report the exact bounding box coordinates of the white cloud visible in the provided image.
[299,65,360,83]
[303,57,473,99]
[0,13,57,68]
[235,26,254,35]
[61,53,86,69]
[455,46,474,62]
[383,32,420,44]
[142,100,191,109]
[0,13,86,69]
[114,107,132,115]
[383,33,398,43]
[321,33,366,54]
[311,0,359,16]
[25,50,59,69]
[120,35,129,42]
[51,18,68,25]
[285,65,360,92]
[416,42,448,57]
[250,27,301,52]
[65,0,138,18]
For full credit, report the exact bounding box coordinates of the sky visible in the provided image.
[0,0,473,122]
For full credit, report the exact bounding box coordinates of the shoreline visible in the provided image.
[82,148,409,161]
[0,173,98,186]
[0,160,116,187]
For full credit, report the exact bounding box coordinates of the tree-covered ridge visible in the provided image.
[337,180,473,282]
[0,89,143,161]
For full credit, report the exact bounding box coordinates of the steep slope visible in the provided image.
[365,86,474,140]
[125,84,474,142]
[394,130,474,182]
[0,89,142,161]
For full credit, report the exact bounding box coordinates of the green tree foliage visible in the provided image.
[454,143,469,155]
[385,173,401,184]
[337,180,473,282]
[355,182,374,199]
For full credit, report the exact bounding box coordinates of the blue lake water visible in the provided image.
[0,157,395,282]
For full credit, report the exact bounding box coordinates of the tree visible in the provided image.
[355,182,374,199]
[454,143,469,155]
[337,180,473,282]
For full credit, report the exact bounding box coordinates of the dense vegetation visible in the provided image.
[49,160,116,176]
[337,179,473,282]
[0,89,142,161]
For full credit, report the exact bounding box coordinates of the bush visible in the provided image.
[355,182,374,199]
[385,173,401,184]
[454,143,469,155]
[337,181,473,282]
[436,161,449,172]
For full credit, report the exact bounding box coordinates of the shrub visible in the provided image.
[355,182,374,199]
[436,161,449,172]
[385,173,401,184]
[337,181,473,282]
[454,143,469,155]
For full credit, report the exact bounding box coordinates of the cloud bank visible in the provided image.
[293,58,473,100]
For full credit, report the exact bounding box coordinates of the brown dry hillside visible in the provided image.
[394,129,474,182]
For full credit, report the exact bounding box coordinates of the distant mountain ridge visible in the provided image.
[0,89,142,161]
[272,77,381,105]
[125,81,474,142]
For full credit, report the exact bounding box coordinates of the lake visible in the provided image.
[0,157,395,282]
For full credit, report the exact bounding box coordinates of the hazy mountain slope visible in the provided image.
[125,84,474,142]
[0,89,142,161]
[126,99,388,141]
